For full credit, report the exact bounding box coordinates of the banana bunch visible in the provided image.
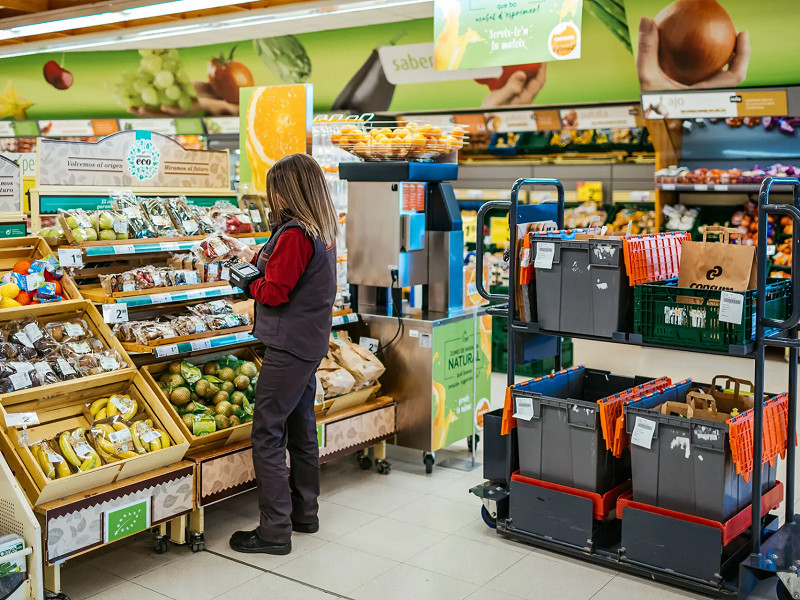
[131,419,171,455]
[58,428,101,472]
[30,442,71,480]
[91,422,139,463]
[88,394,138,421]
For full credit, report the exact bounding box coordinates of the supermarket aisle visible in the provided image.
[59,367,784,600]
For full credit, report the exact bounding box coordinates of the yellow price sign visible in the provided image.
[462,215,477,244]
[490,216,510,246]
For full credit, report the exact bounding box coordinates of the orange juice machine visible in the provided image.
[340,162,491,472]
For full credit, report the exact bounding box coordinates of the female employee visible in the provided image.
[229,153,338,556]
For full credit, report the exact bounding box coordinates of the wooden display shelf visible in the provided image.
[80,280,232,304]
[315,384,380,415]
[140,347,261,451]
[121,324,252,354]
[0,300,135,407]
[0,235,82,302]
[0,371,189,507]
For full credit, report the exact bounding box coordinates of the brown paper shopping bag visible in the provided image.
[677,226,756,292]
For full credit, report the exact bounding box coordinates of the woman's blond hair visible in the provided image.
[265,153,338,246]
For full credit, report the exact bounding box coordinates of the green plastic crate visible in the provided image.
[633,278,791,352]
[492,337,573,376]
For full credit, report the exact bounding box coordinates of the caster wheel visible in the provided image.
[46,593,70,600]
[467,434,480,453]
[423,453,435,474]
[376,460,391,475]
[189,533,205,553]
[154,538,169,554]
[481,506,497,529]
[357,453,373,470]
[778,580,796,600]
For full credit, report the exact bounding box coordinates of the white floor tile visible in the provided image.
[220,490,258,519]
[376,460,464,494]
[432,473,486,504]
[131,550,261,600]
[590,574,705,600]
[352,563,478,600]
[84,581,172,600]
[325,479,424,516]
[466,588,525,600]
[316,499,379,540]
[275,542,396,596]
[486,552,614,600]
[406,535,526,586]
[90,531,192,580]
[336,516,447,561]
[454,518,533,554]
[215,571,338,600]
[60,562,127,600]
[388,494,479,534]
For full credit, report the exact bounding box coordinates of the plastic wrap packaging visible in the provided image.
[172,315,208,337]
[97,210,129,241]
[46,318,92,343]
[188,204,218,234]
[190,299,236,316]
[17,318,59,356]
[141,197,179,237]
[209,201,254,235]
[90,417,136,462]
[0,361,43,393]
[239,193,269,233]
[166,269,200,286]
[60,208,98,243]
[29,439,72,479]
[112,190,156,239]
[206,312,251,330]
[55,427,102,471]
[166,197,201,236]
[75,348,127,377]
[192,235,244,263]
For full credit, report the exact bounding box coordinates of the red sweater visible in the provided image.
[249,228,314,306]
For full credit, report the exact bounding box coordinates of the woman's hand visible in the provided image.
[221,234,256,262]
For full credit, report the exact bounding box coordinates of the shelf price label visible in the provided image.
[5,412,39,427]
[159,242,181,252]
[58,248,83,268]
[155,345,179,358]
[102,303,129,324]
[149,293,172,305]
[113,244,136,255]
[190,338,212,351]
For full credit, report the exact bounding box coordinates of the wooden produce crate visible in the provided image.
[192,440,255,507]
[318,397,396,461]
[315,384,380,415]
[0,300,136,407]
[0,236,81,301]
[0,371,189,506]
[80,279,232,304]
[58,213,204,248]
[141,347,261,452]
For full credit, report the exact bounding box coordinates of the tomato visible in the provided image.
[474,63,542,90]
[208,46,254,104]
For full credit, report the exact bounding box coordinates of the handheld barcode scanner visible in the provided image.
[229,261,261,291]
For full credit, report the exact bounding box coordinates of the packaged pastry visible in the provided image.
[190,299,236,316]
[46,318,92,343]
[32,359,60,385]
[206,312,251,330]
[18,318,59,356]
[239,194,268,233]
[112,190,156,239]
[60,337,104,361]
[76,348,127,376]
[141,197,178,237]
[172,315,208,337]
[132,321,178,346]
[47,355,80,381]
[166,197,201,235]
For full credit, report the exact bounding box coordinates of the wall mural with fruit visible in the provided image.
[0,14,640,120]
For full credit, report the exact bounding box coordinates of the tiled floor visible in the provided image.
[60,342,796,600]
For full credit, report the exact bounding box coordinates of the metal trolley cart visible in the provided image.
[471,176,800,599]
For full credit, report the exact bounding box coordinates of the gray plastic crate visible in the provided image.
[531,236,631,337]
[625,380,777,522]
[511,366,654,494]
[483,408,515,482]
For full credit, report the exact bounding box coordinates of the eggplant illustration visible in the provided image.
[332,33,404,114]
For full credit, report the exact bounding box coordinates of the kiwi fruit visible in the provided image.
[170,387,191,406]
[221,381,235,395]
[190,392,199,403]
[164,373,185,388]
[231,391,246,406]
[195,379,211,398]
[232,405,245,418]
[239,361,258,378]
[216,367,233,381]
[185,401,197,413]
[212,391,229,405]
[234,375,250,390]
[203,362,219,376]
[182,414,194,429]
[229,415,241,427]
[215,400,233,417]
[168,361,182,374]
[214,414,230,430]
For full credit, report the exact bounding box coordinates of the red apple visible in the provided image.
[475,63,542,91]
[43,60,73,90]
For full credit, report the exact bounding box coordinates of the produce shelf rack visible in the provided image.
[472,176,800,599]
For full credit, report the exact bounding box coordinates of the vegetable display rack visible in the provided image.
[472,177,800,599]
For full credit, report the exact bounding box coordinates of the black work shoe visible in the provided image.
[292,521,320,534]
[229,529,291,555]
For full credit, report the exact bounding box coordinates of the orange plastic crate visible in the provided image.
[623,232,690,286]
[729,393,791,483]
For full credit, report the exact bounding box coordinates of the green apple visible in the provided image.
[89,214,100,230]
[84,228,98,242]
[116,232,129,240]
[98,213,115,230]
[99,230,117,241]
[65,216,79,229]
[72,228,89,243]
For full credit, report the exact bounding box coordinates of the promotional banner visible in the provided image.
[433,0,584,71]
[0,14,639,121]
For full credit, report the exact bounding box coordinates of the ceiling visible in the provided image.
[0,0,433,55]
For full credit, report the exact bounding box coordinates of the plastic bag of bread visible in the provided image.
[16,318,59,356]
[317,356,356,398]
[328,332,386,385]
[46,318,92,344]
[172,315,208,337]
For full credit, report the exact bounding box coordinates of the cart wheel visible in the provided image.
[189,533,205,553]
[481,506,497,529]
[46,593,70,600]
[423,453,435,474]
[778,580,797,600]
[357,453,373,470]
[376,459,391,475]
[154,538,170,554]
[467,434,480,453]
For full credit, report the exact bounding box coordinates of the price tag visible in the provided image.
[122,283,136,292]
[719,291,744,325]
[631,417,657,449]
[767,245,777,257]
[23,323,43,343]
[160,242,181,252]
[185,272,200,284]
[149,293,172,304]
[694,184,709,191]
[9,370,31,391]
[99,356,120,371]
[113,244,136,255]
[46,451,64,463]
[155,345,179,358]
[11,332,33,349]
[234,332,252,342]
[102,303,129,324]
[513,397,534,421]
[64,323,85,338]
[186,290,204,300]
[109,429,132,444]
[250,210,263,224]
[58,248,84,268]
[359,337,379,353]
[109,395,131,413]
[75,442,94,458]
[57,358,76,376]
[534,242,555,269]
[5,412,39,427]
[190,338,212,351]
[661,184,676,191]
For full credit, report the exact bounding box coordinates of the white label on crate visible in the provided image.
[661,184,676,191]
[99,356,120,371]
[64,323,84,338]
[11,331,33,348]
[109,429,132,445]
[58,248,84,268]
[631,417,657,449]
[8,371,31,391]
[419,333,432,348]
[408,329,419,338]
[714,185,729,192]
[57,358,76,376]
[159,242,181,252]
[23,323,43,343]
[694,184,709,191]
[156,345,179,358]
[46,451,64,463]
[102,303,129,324]
[534,242,555,269]
[122,283,136,292]
[191,339,211,351]
[141,430,161,444]
[767,245,777,257]
[719,291,744,325]
[359,337,379,353]
[150,293,171,305]
[75,442,94,458]
[5,412,38,427]
[513,397,534,421]
[34,361,55,379]
[113,244,136,255]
